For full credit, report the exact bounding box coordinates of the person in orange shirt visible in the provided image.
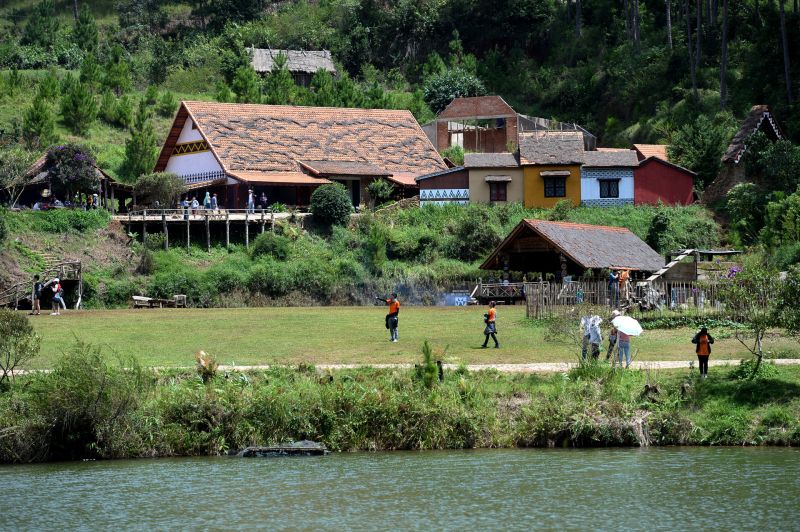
[376,293,400,342]
[692,327,715,378]
[482,301,499,348]
[619,269,630,302]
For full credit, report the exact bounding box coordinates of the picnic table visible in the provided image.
[132,295,187,309]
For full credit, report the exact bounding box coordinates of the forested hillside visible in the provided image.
[0,0,798,180]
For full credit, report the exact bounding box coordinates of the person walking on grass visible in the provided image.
[617,330,632,368]
[376,293,400,342]
[692,327,715,379]
[46,277,63,316]
[29,274,42,315]
[482,301,499,348]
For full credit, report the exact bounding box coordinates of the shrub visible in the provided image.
[60,76,97,136]
[443,206,502,261]
[195,351,218,383]
[423,68,485,115]
[251,232,291,261]
[367,179,395,209]
[310,183,352,228]
[0,310,40,389]
[114,95,134,129]
[45,143,99,199]
[157,91,178,118]
[134,172,186,207]
[0,209,6,247]
[547,199,573,221]
[23,94,57,149]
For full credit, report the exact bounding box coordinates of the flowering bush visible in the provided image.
[45,143,99,199]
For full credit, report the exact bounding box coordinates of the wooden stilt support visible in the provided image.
[271,210,275,232]
[261,208,265,234]
[186,216,190,250]
[205,213,211,253]
[142,209,147,244]
[110,186,115,214]
[245,211,250,249]
[225,212,230,248]
[162,213,169,250]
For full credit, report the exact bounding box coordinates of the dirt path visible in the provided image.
[216,359,800,374]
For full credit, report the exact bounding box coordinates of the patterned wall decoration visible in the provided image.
[172,140,210,156]
[420,188,469,205]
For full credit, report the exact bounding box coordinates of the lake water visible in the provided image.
[2,448,799,530]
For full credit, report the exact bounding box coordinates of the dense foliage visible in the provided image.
[133,172,185,207]
[310,183,352,228]
[45,143,99,199]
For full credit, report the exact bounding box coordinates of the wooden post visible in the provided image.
[261,208,265,234]
[142,209,147,245]
[205,213,211,253]
[110,186,115,214]
[162,212,169,250]
[186,216,190,250]
[245,211,250,249]
[271,210,275,232]
[225,211,230,248]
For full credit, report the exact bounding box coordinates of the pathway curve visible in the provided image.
[217,359,800,374]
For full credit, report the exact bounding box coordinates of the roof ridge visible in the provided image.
[181,100,414,116]
[525,219,632,232]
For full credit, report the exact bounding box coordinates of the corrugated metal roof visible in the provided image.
[481,219,664,271]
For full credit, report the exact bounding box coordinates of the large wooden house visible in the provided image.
[154,101,447,209]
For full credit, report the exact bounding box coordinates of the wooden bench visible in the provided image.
[132,296,152,308]
[133,295,187,309]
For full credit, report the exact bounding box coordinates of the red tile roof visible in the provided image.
[226,170,332,185]
[157,101,446,184]
[437,96,516,120]
[632,144,669,162]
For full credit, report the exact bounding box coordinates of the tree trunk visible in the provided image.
[707,0,712,24]
[754,332,764,375]
[754,0,762,26]
[666,0,673,49]
[720,0,729,108]
[575,0,583,37]
[780,0,794,103]
[634,0,641,51]
[695,0,702,71]
[686,0,699,101]
[624,0,632,41]
[73,0,79,21]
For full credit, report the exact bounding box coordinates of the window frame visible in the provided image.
[543,176,567,198]
[598,179,620,199]
[489,181,508,202]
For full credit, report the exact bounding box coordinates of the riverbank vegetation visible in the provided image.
[1,340,798,463]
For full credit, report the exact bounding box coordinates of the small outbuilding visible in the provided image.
[580,149,638,207]
[480,219,664,280]
[416,166,470,205]
[249,48,336,86]
[634,156,696,206]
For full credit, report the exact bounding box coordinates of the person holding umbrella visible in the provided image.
[611,314,642,368]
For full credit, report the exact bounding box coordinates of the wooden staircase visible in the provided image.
[0,261,83,309]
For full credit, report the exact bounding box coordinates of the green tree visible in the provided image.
[0,148,37,206]
[668,113,737,190]
[231,66,261,104]
[646,210,671,252]
[37,68,60,100]
[423,68,486,115]
[80,53,102,89]
[310,183,352,228]
[263,53,295,105]
[74,5,99,54]
[60,76,97,136]
[23,95,57,149]
[133,172,186,207]
[144,85,159,106]
[776,266,800,336]
[157,91,178,117]
[334,73,364,108]
[45,143,99,199]
[726,183,769,246]
[310,69,338,107]
[743,132,800,195]
[120,101,158,180]
[114,95,134,129]
[366,178,395,209]
[98,90,116,124]
[103,45,132,95]
[21,0,59,49]
[0,310,40,388]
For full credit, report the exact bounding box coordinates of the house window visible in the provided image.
[543,176,567,198]
[599,179,620,198]
[489,182,508,202]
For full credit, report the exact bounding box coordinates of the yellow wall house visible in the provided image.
[519,131,584,208]
[463,152,523,204]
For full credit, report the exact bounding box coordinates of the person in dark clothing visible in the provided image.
[692,327,715,379]
[482,301,499,348]
[30,274,42,315]
[376,293,400,342]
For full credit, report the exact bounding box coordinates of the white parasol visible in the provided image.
[612,315,643,336]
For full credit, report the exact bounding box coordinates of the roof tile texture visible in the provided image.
[519,131,584,165]
[183,101,446,179]
[632,144,669,161]
[464,152,520,168]
[583,149,639,167]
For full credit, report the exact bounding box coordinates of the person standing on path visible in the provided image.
[692,327,715,379]
[482,301,499,348]
[617,330,632,368]
[203,191,211,210]
[30,274,42,315]
[377,293,400,342]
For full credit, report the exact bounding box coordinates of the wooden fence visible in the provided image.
[524,280,729,319]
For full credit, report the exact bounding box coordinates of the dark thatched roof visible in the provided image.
[518,131,585,165]
[464,152,520,168]
[583,149,639,167]
[721,105,784,165]
[250,49,336,74]
[481,219,664,271]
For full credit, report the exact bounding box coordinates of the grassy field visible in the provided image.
[25,306,799,368]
